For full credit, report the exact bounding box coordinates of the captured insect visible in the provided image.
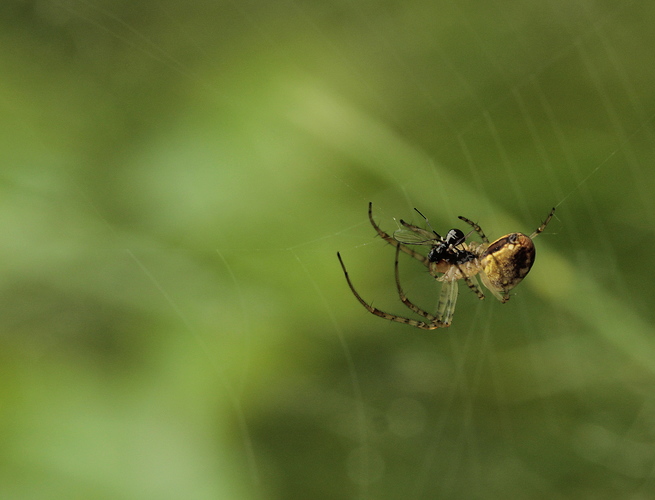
[337,203,555,330]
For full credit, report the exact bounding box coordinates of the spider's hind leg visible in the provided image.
[463,275,485,300]
[530,207,556,239]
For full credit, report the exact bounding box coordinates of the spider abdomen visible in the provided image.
[480,232,536,300]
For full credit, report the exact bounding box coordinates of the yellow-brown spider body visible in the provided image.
[337,203,554,330]
[479,232,536,303]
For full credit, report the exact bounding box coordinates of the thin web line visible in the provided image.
[287,248,371,498]
[126,249,261,486]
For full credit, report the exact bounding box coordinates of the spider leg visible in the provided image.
[478,268,510,303]
[369,202,430,268]
[530,207,555,239]
[463,275,485,300]
[392,245,444,323]
[337,252,442,330]
[457,215,489,243]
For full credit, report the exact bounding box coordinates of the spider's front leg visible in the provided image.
[368,202,430,268]
[392,245,447,326]
[337,250,444,330]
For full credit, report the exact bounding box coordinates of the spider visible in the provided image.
[337,202,555,330]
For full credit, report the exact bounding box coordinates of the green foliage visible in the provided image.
[1,0,655,498]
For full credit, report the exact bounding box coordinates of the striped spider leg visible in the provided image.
[337,203,477,329]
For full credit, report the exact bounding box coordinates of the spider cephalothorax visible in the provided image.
[337,203,554,329]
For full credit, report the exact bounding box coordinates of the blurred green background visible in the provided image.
[2,0,655,498]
